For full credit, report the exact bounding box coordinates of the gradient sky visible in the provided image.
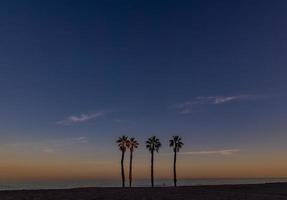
[1,0,287,181]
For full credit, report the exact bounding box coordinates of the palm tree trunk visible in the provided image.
[151,150,154,187]
[173,150,177,187]
[129,150,133,187]
[121,150,125,188]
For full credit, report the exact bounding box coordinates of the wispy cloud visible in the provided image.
[179,149,240,156]
[176,94,261,114]
[200,95,257,104]
[65,136,88,145]
[57,112,105,125]
[113,119,129,123]
[42,147,56,154]
[7,137,88,154]
[50,136,88,146]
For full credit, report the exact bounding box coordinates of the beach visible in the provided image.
[0,182,286,200]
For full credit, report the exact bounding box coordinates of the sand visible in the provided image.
[0,182,287,200]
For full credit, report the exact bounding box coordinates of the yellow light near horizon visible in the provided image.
[0,160,287,181]
[1,147,287,181]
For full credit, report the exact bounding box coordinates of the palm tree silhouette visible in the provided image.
[126,137,139,187]
[169,136,184,187]
[116,135,129,187]
[146,136,161,187]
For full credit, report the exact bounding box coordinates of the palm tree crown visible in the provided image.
[146,136,161,152]
[127,137,139,152]
[169,136,184,152]
[117,135,129,152]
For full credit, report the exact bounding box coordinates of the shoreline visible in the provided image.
[1,177,287,191]
[0,182,286,199]
[1,181,287,191]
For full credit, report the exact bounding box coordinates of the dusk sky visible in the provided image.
[1,0,287,181]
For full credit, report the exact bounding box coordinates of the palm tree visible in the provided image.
[146,136,161,187]
[126,137,139,187]
[116,135,129,187]
[169,136,184,187]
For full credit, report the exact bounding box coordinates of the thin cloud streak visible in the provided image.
[7,137,89,154]
[202,95,257,104]
[179,149,240,156]
[113,119,129,123]
[8,137,88,147]
[153,149,241,157]
[176,94,262,114]
[57,112,105,125]
[42,147,56,154]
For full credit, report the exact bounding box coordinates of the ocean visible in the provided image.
[0,178,287,190]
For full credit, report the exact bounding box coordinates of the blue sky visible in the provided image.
[0,0,287,180]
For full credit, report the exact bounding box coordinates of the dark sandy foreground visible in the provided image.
[1,183,287,200]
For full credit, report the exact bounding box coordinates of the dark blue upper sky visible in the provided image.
[1,0,287,179]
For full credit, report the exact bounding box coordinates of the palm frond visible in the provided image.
[146,136,161,152]
[116,135,129,151]
[127,137,139,151]
[169,135,184,152]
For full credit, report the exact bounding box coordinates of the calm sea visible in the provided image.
[0,178,287,190]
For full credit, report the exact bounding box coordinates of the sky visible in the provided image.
[0,0,287,181]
